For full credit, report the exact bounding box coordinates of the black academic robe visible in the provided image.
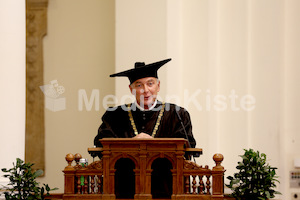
[94,101,196,148]
[94,101,196,199]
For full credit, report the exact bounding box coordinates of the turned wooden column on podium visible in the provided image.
[100,138,188,200]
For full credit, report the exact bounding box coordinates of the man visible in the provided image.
[94,58,196,199]
[94,58,196,148]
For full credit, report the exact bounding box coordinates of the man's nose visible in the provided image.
[143,85,150,93]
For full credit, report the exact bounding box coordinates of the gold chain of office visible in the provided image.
[127,102,165,137]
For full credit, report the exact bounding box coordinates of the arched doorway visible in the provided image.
[114,158,135,199]
[151,158,173,199]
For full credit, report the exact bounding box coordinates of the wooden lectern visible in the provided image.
[63,138,225,200]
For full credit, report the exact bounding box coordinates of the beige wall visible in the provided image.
[115,0,168,100]
[38,0,115,192]
[180,1,300,199]
[31,0,300,199]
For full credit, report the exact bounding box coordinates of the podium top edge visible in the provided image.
[88,147,202,152]
[99,138,189,145]
[99,138,188,142]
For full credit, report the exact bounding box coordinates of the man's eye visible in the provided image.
[136,84,142,88]
[148,82,153,86]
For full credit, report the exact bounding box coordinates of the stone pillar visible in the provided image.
[25,0,48,172]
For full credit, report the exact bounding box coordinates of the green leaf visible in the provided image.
[41,187,45,196]
[50,187,59,191]
[45,184,50,191]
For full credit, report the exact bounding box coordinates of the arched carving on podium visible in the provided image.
[25,0,48,173]
[146,153,176,170]
[109,153,140,169]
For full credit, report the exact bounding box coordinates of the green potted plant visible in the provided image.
[226,149,281,200]
[0,158,57,200]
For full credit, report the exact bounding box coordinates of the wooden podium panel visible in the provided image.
[100,138,187,199]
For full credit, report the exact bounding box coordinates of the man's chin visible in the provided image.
[140,100,155,108]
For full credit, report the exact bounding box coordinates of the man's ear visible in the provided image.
[157,80,160,92]
[129,85,133,93]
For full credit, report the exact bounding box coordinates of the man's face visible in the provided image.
[129,77,160,109]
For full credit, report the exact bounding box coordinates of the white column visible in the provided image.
[0,0,26,185]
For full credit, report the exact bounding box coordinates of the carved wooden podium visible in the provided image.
[63,138,225,200]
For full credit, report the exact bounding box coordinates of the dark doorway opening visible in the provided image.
[115,158,135,199]
[151,158,173,199]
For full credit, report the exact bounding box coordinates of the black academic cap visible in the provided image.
[110,58,172,84]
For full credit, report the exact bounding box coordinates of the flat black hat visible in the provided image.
[110,58,172,84]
